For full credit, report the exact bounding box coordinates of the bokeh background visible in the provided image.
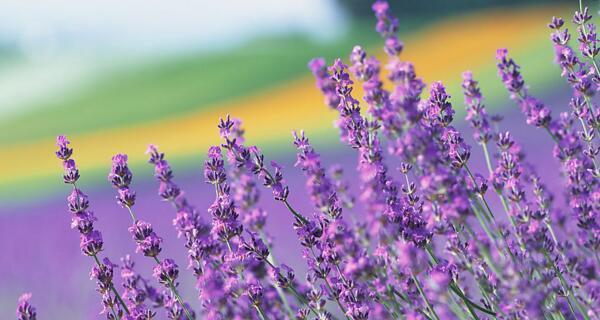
[0,0,583,318]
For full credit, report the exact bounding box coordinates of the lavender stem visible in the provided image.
[412,274,440,320]
[92,254,130,316]
[258,230,295,317]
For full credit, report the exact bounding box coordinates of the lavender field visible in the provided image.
[3,0,599,319]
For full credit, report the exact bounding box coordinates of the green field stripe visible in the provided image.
[0,22,384,147]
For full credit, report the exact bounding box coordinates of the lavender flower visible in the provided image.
[120,255,162,314]
[246,282,264,306]
[55,135,73,160]
[328,58,391,237]
[109,154,136,207]
[108,153,195,320]
[573,6,599,61]
[496,49,552,128]
[422,81,453,123]
[80,230,104,256]
[129,221,163,258]
[147,145,181,201]
[203,142,295,319]
[548,16,599,180]
[462,71,493,144]
[153,259,179,288]
[308,58,340,109]
[220,115,307,224]
[293,130,341,218]
[146,145,226,318]
[90,257,126,319]
[16,293,36,320]
[372,0,403,56]
[109,154,133,188]
[222,118,268,232]
[164,292,196,320]
[55,135,130,317]
[293,130,374,319]
[497,47,599,264]
[205,146,243,241]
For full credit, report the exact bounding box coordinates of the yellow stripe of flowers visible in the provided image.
[1,4,566,187]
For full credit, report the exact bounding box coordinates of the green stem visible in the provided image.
[289,286,320,318]
[464,164,495,220]
[577,114,599,170]
[310,247,350,320]
[126,205,193,319]
[481,143,494,174]
[259,168,309,225]
[499,193,522,242]
[447,290,471,319]
[153,257,194,320]
[448,283,483,319]
[545,222,560,248]
[424,245,494,318]
[385,290,406,318]
[411,274,440,320]
[578,0,600,78]
[543,251,589,320]
[464,164,512,262]
[283,199,309,225]
[324,278,351,320]
[73,183,130,316]
[308,248,350,320]
[482,143,527,253]
[93,254,130,316]
[263,258,320,318]
[258,230,295,318]
[379,299,400,319]
[108,304,120,320]
[470,202,503,257]
[543,126,564,154]
[254,304,269,320]
[462,223,504,279]
[125,206,137,223]
[391,287,410,304]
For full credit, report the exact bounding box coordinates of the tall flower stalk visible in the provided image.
[55,135,130,318]
[108,154,195,320]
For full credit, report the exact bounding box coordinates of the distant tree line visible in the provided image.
[340,0,571,19]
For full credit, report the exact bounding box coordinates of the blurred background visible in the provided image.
[0,0,582,318]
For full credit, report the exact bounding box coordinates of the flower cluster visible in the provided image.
[109,154,136,208]
[90,258,127,319]
[497,49,553,128]
[205,146,243,241]
[55,136,130,317]
[462,71,494,144]
[146,144,215,273]
[372,0,403,56]
[308,58,340,110]
[16,293,36,320]
[120,254,164,317]
[21,1,600,319]
[108,153,195,320]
